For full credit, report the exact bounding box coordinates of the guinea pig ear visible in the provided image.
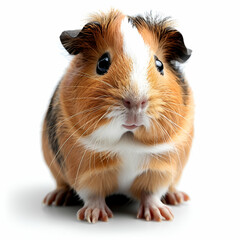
[60,30,82,55]
[162,30,191,64]
[60,21,102,55]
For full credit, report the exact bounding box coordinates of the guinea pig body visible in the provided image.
[42,10,194,223]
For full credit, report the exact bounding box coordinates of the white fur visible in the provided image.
[80,121,174,155]
[77,188,91,202]
[120,17,151,98]
[80,120,174,194]
[117,151,147,194]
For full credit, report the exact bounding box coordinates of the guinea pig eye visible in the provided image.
[96,52,111,75]
[154,56,164,75]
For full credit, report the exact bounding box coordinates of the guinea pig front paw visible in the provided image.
[77,197,113,223]
[137,194,174,222]
[162,190,190,205]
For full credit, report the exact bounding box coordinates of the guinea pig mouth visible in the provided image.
[122,124,139,130]
[122,112,145,130]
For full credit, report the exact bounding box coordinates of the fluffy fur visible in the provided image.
[42,10,194,223]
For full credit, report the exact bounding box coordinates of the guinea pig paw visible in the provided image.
[43,188,80,206]
[77,198,113,223]
[137,194,174,221]
[43,188,73,206]
[162,191,190,205]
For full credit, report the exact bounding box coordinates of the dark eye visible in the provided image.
[96,52,111,75]
[154,56,164,75]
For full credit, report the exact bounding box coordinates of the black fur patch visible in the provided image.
[45,85,64,167]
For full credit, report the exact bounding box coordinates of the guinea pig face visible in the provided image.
[60,11,191,144]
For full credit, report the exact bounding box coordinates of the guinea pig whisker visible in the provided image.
[149,116,173,142]
[51,106,101,135]
[53,105,107,131]
[41,106,103,136]
[155,118,168,145]
[50,106,110,169]
[56,115,101,179]
[150,117,170,143]
[160,107,188,121]
[76,70,114,89]
[73,108,112,188]
[73,148,88,189]
[149,118,176,178]
[60,85,111,90]
[151,118,158,146]
[85,106,112,172]
[61,96,112,101]
[55,109,111,179]
[148,119,170,172]
[157,113,189,173]
[58,96,115,105]
[65,68,115,89]
[149,116,179,181]
[50,112,102,169]
[56,139,79,178]
[149,117,166,146]
[74,104,113,148]
[99,79,115,89]
[159,112,193,140]
[166,101,195,109]
[88,150,96,177]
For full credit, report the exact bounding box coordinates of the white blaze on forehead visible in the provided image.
[120,17,151,96]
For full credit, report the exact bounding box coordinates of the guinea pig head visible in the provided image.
[59,10,191,144]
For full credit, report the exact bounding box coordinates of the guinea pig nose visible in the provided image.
[122,98,148,109]
[123,99,132,109]
[140,99,148,109]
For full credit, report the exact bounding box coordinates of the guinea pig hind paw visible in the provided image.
[43,188,77,206]
[162,191,190,205]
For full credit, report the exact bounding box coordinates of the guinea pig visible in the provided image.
[42,10,194,223]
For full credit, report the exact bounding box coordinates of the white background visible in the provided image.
[1,0,240,239]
